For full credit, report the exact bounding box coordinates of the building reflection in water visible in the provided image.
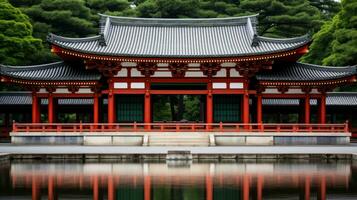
[3,161,356,200]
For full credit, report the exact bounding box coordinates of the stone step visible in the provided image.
[148,134,209,146]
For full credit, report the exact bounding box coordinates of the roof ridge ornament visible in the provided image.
[251,34,260,47]
[98,33,107,46]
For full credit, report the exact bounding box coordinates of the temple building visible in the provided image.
[0,14,356,145]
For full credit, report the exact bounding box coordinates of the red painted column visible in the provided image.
[257,95,263,124]
[93,93,99,123]
[318,95,326,124]
[242,80,250,124]
[144,91,151,130]
[32,92,39,123]
[108,91,115,123]
[48,93,54,123]
[206,82,213,128]
[144,175,151,200]
[206,174,213,200]
[243,92,250,124]
[304,95,310,124]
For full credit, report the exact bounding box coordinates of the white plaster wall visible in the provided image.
[263,88,280,94]
[213,68,226,77]
[152,71,172,77]
[185,71,205,77]
[114,82,128,89]
[131,68,144,77]
[212,83,227,89]
[116,68,127,77]
[230,68,241,77]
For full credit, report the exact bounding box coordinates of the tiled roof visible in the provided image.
[256,62,356,81]
[47,14,310,58]
[263,93,357,106]
[0,61,101,81]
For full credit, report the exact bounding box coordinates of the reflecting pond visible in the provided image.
[1,160,357,199]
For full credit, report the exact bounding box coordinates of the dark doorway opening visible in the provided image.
[152,95,205,122]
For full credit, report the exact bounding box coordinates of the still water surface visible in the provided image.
[0,160,356,199]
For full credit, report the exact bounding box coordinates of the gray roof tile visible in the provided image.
[47,14,310,58]
[0,61,101,81]
[256,62,356,81]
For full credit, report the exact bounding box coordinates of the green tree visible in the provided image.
[0,0,43,65]
[302,0,357,66]
[308,0,340,19]
[240,0,324,37]
[137,0,200,18]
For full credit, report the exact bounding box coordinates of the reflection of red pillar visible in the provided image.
[318,95,326,124]
[48,176,54,200]
[32,177,40,200]
[206,175,213,200]
[144,92,151,130]
[304,95,310,124]
[93,93,99,123]
[257,95,263,124]
[257,175,263,200]
[48,93,54,123]
[318,177,326,200]
[305,176,310,200]
[144,175,151,200]
[243,175,249,200]
[108,176,115,200]
[93,176,99,200]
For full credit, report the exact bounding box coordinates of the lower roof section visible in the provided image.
[1,92,356,106]
[256,62,356,82]
[0,61,101,81]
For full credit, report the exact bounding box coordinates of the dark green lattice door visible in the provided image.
[116,95,144,122]
[213,95,241,122]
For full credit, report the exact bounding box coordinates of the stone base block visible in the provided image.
[112,136,143,146]
[84,136,112,145]
[246,136,273,145]
[215,136,245,146]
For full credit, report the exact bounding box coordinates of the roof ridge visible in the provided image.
[0,61,65,71]
[47,33,101,43]
[258,34,311,44]
[99,13,259,27]
[296,62,357,72]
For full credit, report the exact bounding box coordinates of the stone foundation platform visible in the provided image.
[10,132,351,146]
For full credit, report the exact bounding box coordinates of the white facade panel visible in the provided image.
[152,71,172,77]
[230,68,241,77]
[185,71,204,77]
[213,68,226,77]
[131,68,144,77]
[229,82,244,89]
[114,82,128,89]
[263,88,280,94]
[213,83,227,89]
[116,68,127,77]
[131,82,145,89]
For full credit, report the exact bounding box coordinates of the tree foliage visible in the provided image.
[0,0,42,65]
[302,0,357,66]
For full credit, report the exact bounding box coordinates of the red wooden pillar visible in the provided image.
[93,93,99,123]
[32,92,40,123]
[48,93,54,123]
[318,95,326,124]
[108,91,115,123]
[304,95,310,124]
[206,82,213,127]
[144,175,151,200]
[257,94,263,124]
[242,92,250,124]
[206,174,213,200]
[144,91,151,129]
[108,176,115,200]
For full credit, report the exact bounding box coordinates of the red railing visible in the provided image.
[11,121,349,133]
